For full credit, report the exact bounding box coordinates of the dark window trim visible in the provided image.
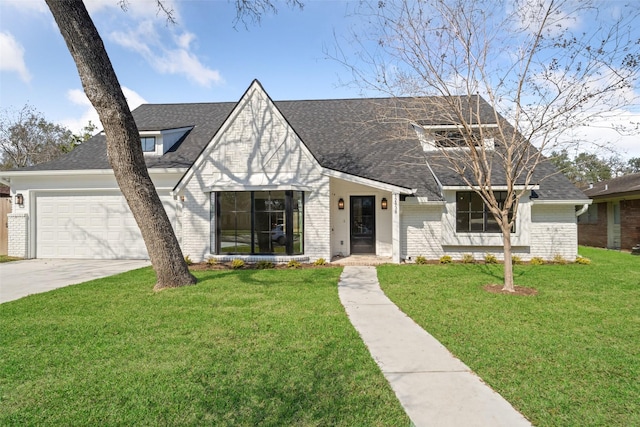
[215,190,304,256]
[456,191,514,233]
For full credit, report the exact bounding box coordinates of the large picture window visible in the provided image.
[216,191,303,255]
[456,191,514,233]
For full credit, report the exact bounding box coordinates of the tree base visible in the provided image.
[483,284,538,296]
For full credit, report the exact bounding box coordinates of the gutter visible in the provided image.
[575,203,589,217]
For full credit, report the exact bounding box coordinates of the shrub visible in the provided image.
[231,259,245,269]
[484,253,498,264]
[206,257,217,266]
[553,254,568,265]
[256,261,274,269]
[287,260,301,269]
[530,257,545,265]
[313,258,327,266]
[184,255,193,265]
[511,255,523,265]
[415,255,427,265]
[575,256,591,265]
[461,254,475,264]
[439,255,453,264]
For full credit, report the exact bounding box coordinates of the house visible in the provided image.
[0,80,589,263]
[578,172,640,250]
[0,184,10,255]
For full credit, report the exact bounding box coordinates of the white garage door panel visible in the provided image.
[36,193,176,259]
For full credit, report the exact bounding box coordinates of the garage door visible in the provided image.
[36,192,175,259]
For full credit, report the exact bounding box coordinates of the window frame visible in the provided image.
[215,190,304,255]
[456,191,514,233]
[141,136,156,153]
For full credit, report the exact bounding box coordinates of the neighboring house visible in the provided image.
[0,80,589,263]
[578,172,640,250]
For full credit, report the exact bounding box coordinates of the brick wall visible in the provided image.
[578,199,640,250]
[578,202,608,248]
[7,213,28,258]
[621,199,640,249]
[176,85,329,262]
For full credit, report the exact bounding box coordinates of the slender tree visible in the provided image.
[45,0,196,290]
[338,0,639,291]
[45,0,302,290]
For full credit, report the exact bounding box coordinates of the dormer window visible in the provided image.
[412,124,495,152]
[141,137,156,152]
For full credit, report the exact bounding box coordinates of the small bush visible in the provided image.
[484,253,498,264]
[231,259,245,269]
[511,255,523,265]
[313,258,327,266]
[184,255,193,265]
[530,257,545,265]
[553,254,568,265]
[287,260,301,269]
[439,255,453,264]
[461,254,475,264]
[206,257,217,266]
[575,256,591,265]
[256,260,275,269]
[415,255,428,265]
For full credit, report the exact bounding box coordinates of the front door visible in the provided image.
[350,196,376,254]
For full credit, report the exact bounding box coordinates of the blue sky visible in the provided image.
[1,0,639,159]
[1,1,369,128]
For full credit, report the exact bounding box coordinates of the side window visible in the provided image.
[141,137,156,152]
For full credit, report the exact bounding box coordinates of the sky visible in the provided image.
[1,0,639,160]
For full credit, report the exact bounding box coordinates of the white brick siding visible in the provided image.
[176,82,329,262]
[401,200,579,262]
[8,213,28,258]
[401,204,444,260]
[530,204,578,260]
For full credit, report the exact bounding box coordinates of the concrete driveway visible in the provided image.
[0,259,151,304]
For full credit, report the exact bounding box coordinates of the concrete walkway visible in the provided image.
[0,259,151,304]
[338,266,532,427]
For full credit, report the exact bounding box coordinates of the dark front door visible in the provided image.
[350,196,376,254]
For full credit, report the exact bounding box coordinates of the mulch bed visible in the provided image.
[483,284,538,296]
[188,262,333,271]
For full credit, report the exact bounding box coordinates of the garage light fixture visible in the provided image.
[381,197,388,210]
[338,198,345,210]
[15,193,24,206]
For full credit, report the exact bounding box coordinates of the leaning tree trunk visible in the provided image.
[46,0,196,290]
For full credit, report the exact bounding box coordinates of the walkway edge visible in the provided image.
[338,265,533,427]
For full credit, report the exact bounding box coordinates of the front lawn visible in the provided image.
[378,247,640,427]
[1,268,409,426]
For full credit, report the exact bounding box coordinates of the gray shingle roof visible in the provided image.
[583,172,640,198]
[14,85,587,202]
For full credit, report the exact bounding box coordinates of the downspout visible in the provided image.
[575,203,589,217]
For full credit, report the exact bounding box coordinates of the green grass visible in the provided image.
[0,255,21,263]
[378,247,640,427]
[1,268,409,426]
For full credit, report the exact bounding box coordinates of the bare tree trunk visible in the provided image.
[501,221,515,292]
[45,0,196,290]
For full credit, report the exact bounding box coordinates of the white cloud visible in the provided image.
[0,31,32,83]
[62,87,148,133]
[1,0,47,14]
[109,21,223,87]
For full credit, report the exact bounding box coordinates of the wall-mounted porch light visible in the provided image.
[338,198,345,210]
[381,197,388,210]
[15,193,24,206]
